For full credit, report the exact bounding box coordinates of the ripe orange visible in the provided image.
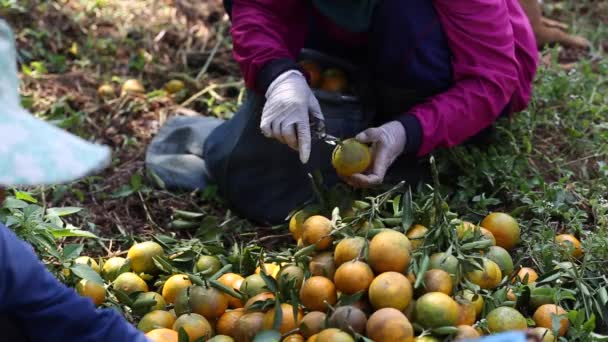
[218,273,245,308]
[121,79,145,96]
[368,271,413,311]
[454,325,481,339]
[255,263,281,278]
[334,260,374,295]
[528,327,557,342]
[406,224,428,250]
[289,205,319,240]
[461,290,484,317]
[309,252,336,279]
[75,256,100,273]
[481,212,520,250]
[515,267,539,284]
[368,230,411,274]
[284,334,305,342]
[299,60,322,88]
[533,304,569,337]
[422,269,453,295]
[240,274,267,299]
[307,334,318,342]
[465,258,503,289]
[302,216,333,251]
[262,303,304,334]
[366,308,414,342]
[334,237,366,266]
[195,255,222,275]
[277,265,305,290]
[328,305,367,334]
[187,285,229,321]
[414,292,459,328]
[457,222,496,246]
[113,272,149,295]
[138,310,176,333]
[300,276,337,311]
[76,279,105,306]
[234,312,265,342]
[300,311,326,338]
[162,274,192,304]
[102,256,129,281]
[127,241,164,274]
[244,292,276,311]
[208,336,235,342]
[320,68,348,93]
[145,328,178,342]
[173,313,213,342]
[486,306,528,333]
[316,328,354,342]
[485,246,514,276]
[429,252,459,283]
[455,298,477,326]
[414,337,439,342]
[97,84,116,98]
[216,308,245,336]
[555,234,583,259]
[331,139,371,176]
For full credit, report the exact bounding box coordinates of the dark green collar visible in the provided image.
[312,0,380,33]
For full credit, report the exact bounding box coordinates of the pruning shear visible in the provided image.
[310,117,340,146]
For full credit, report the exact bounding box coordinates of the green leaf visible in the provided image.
[50,229,97,239]
[15,191,38,203]
[3,197,29,209]
[113,289,134,306]
[62,243,84,260]
[46,207,82,217]
[272,298,283,331]
[70,264,104,284]
[401,186,413,232]
[130,173,143,191]
[178,327,190,342]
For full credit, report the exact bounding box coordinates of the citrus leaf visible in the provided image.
[15,191,38,203]
[62,243,84,260]
[272,298,283,331]
[178,327,190,342]
[46,207,82,217]
[401,186,413,232]
[50,229,97,239]
[70,264,104,284]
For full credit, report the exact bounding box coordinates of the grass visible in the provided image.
[2,0,608,339]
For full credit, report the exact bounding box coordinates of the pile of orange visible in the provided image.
[68,208,584,342]
[299,60,349,93]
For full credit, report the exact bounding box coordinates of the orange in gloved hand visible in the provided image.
[332,139,371,176]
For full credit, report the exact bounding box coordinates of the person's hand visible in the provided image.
[260,70,324,164]
[342,121,406,188]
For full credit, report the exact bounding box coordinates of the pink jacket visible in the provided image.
[229,0,538,156]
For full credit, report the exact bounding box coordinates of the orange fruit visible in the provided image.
[320,68,348,93]
[233,312,265,342]
[299,60,322,88]
[461,290,484,317]
[127,241,164,274]
[113,272,149,296]
[302,216,333,251]
[528,327,556,342]
[555,234,583,259]
[97,84,116,98]
[75,256,101,273]
[76,279,105,306]
[309,252,336,279]
[406,271,416,285]
[289,205,319,240]
[334,237,366,266]
[331,139,371,176]
[195,255,222,275]
[507,288,517,301]
[455,299,477,326]
[284,334,305,342]
[138,310,176,333]
[414,292,459,328]
[406,224,428,250]
[277,265,305,290]
[307,334,318,342]
[429,252,459,283]
[255,263,281,278]
[188,285,229,321]
[422,269,453,295]
[300,311,326,338]
[244,292,276,311]
[465,258,502,289]
[334,260,374,295]
[173,313,213,342]
[454,325,481,340]
[101,256,129,281]
[487,306,527,333]
[315,328,354,342]
[485,246,514,276]
[533,304,569,337]
[218,273,245,308]
[366,308,414,342]
[162,274,192,304]
[262,303,304,334]
[368,271,413,311]
[457,222,496,246]
[514,267,539,284]
[368,230,411,274]
[328,305,367,334]
[208,336,235,342]
[216,308,245,336]
[133,292,166,315]
[145,328,178,342]
[164,79,185,94]
[240,274,267,299]
[300,276,337,311]
[481,212,520,250]
[121,79,145,96]
[414,337,439,342]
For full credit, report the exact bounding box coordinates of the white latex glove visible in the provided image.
[260,70,324,163]
[343,121,406,188]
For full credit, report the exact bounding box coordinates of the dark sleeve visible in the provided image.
[0,224,149,342]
